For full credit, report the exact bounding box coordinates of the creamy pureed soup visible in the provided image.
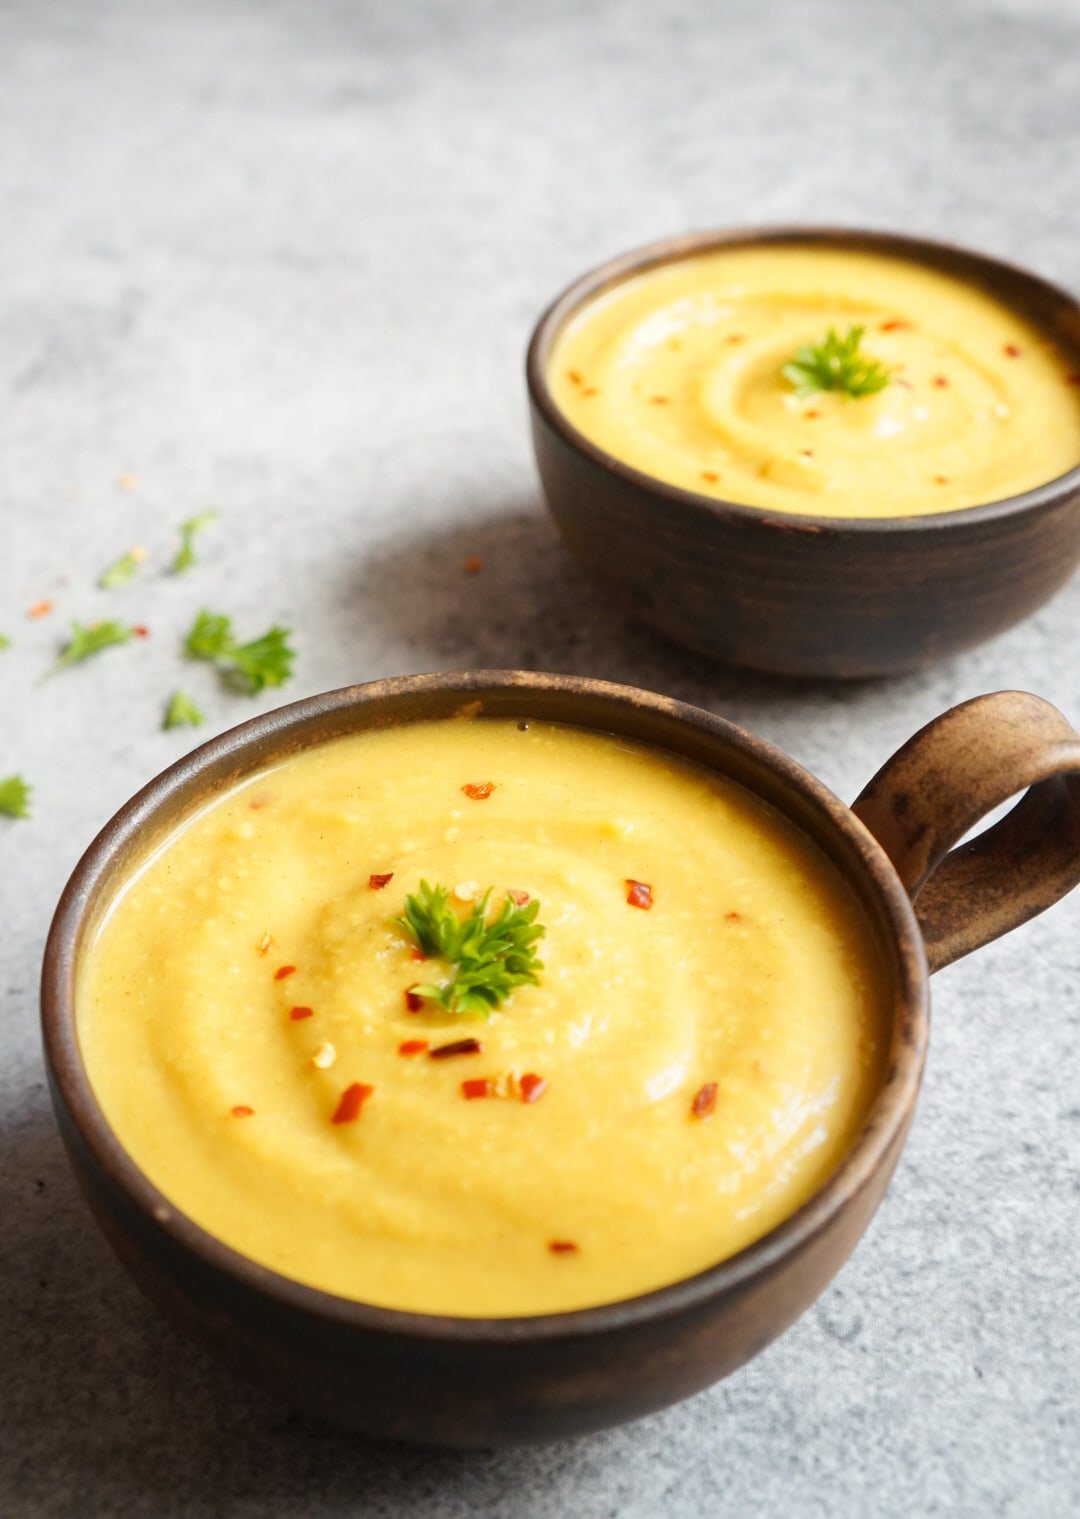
[78,718,891,1316]
[549,245,1080,518]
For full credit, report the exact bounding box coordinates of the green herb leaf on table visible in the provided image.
[0,634,10,650]
[163,691,205,730]
[172,511,219,575]
[184,609,295,694]
[781,325,892,399]
[99,547,146,589]
[0,774,31,819]
[396,881,545,1017]
[48,619,133,676]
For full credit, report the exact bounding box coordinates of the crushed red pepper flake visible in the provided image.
[274,965,297,981]
[700,470,720,483]
[131,624,150,638]
[462,781,494,800]
[625,879,653,910]
[932,375,949,388]
[117,472,139,490]
[404,986,424,1013]
[409,947,427,963]
[369,872,394,890]
[1003,343,1022,358]
[691,1082,718,1120]
[231,1105,254,1118]
[507,889,530,906]
[519,1073,548,1104]
[27,599,54,619]
[289,1006,314,1021]
[800,448,815,458]
[398,1039,429,1056]
[332,1082,374,1124]
[462,1078,492,1099]
[548,1240,578,1254]
[934,475,949,485]
[580,386,599,397]
[649,395,670,405]
[879,319,911,332]
[249,795,274,810]
[567,369,583,385]
[724,333,745,345]
[724,910,743,922]
[805,409,821,419]
[430,1037,483,1059]
[463,556,485,575]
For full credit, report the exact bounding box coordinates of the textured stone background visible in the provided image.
[1,0,1078,1514]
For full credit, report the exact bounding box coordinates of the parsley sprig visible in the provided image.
[172,511,218,575]
[0,774,31,819]
[396,881,545,1017]
[48,619,133,676]
[184,609,295,693]
[782,325,892,399]
[163,691,205,730]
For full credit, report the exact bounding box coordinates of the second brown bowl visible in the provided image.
[527,226,1080,678]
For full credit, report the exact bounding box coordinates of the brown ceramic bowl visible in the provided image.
[527,227,1080,678]
[41,674,1080,1446]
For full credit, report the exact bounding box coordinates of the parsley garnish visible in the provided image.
[99,547,146,589]
[184,609,295,693]
[396,882,545,1017]
[0,774,31,819]
[172,511,218,574]
[163,691,205,730]
[782,325,892,399]
[0,634,10,650]
[49,620,133,675]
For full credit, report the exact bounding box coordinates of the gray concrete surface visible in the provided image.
[1,0,1078,1514]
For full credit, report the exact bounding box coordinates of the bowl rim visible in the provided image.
[525,222,1080,533]
[42,669,930,1344]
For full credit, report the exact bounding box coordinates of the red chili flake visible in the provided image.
[289,1006,314,1021]
[805,409,821,420]
[398,1039,429,1056]
[249,795,273,810]
[700,470,720,483]
[131,624,150,638]
[508,889,530,906]
[230,1105,254,1118]
[519,1073,548,1104]
[879,319,911,332]
[274,965,297,981]
[404,986,424,1012]
[934,475,949,485]
[430,1038,483,1059]
[691,1082,718,1120]
[799,448,815,458]
[932,375,949,388]
[580,386,599,397]
[409,947,426,963]
[369,872,394,890]
[1003,343,1022,358]
[463,556,485,575]
[462,781,494,800]
[462,1078,492,1099]
[724,333,745,345]
[332,1082,374,1124]
[27,599,54,619]
[725,910,743,923]
[117,472,139,490]
[649,395,671,406]
[567,369,583,385]
[625,879,653,910]
[548,1240,578,1254]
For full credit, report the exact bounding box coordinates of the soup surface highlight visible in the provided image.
[78,718,891,1316]
[549,245,1080,518]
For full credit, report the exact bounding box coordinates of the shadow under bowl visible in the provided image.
[526,226,1080,678]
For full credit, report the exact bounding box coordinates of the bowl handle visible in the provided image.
[852,691,1080,973]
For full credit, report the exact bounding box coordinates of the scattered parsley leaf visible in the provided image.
[183,609,295,694]
[172,510,219,574]
[396,882,545,1017]
[781,325,892,399]
[0,634,10,650]
[48,620,133,676]
[99,547,146,589]
[163,691,205,730]
[0,774,31,819]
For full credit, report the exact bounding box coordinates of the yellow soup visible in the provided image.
[78,718,891,1316]
[550,245,1080,518]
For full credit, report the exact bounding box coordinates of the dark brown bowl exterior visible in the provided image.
[42,673,928,1446]
[527,227,1080,678]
